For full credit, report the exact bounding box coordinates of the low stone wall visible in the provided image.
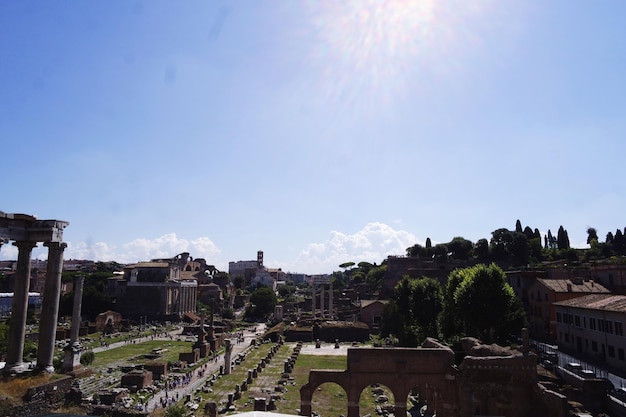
[2,375,74,417]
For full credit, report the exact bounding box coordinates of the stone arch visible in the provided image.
[310,381,349,417]
[359,382,395,417]
[300,341,458,417]
[407,380,444,417]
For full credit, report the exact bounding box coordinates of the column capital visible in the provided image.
[13,240,37,251]
[44,241,67,250]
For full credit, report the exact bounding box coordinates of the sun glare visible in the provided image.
[305,0,494,115]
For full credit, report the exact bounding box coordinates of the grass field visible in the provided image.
[91,340,192,372]
[5,337,391,417]
[187,342,392,417]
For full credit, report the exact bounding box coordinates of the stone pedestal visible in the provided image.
[62,342,84,374]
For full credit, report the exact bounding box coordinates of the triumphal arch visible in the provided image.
[0,210,69,374]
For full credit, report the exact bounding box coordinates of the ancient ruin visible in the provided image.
[0,211,69,374]
[300,335,569,417]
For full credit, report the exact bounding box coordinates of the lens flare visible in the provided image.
[305,0,494,116]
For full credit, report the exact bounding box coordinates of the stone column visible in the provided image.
[62,275,84,373]
[224,339,233,375]
[4,240,36,374]
[36,242,66,372]
[311,283,316,317]
[320,285,325,317]
[329,282,334,319]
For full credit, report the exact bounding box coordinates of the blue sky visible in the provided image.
[2,1,626,274]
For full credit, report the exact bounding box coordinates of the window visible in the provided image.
[590,318,596,330]
[619,348,625,361]
[557,312,562,323]
[544,293,548,301]
[609,345,616,358]
[616,322,624,337]
[565,333,570,343]
[607,321,614,334]
[592,341,598,352]
[574,316,581,327]
[584,317,587,328]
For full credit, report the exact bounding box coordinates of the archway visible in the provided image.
[300,341,457,417]
[406,382,441,417]
[311,382,348,417]
[359,383,394,417]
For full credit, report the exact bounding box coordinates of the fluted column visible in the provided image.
[5,240,37,374]
[36,242,66,372]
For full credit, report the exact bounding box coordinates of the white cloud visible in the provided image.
[285,222,419,274]
[56,233,223,269]
[1,224,418,276]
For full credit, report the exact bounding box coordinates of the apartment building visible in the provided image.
[554,294,626,373]
[527,277,610,341]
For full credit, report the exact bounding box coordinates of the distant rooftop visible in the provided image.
[554,294,626,312]
[537,278,610,294]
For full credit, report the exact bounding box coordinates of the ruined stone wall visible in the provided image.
[457,354,538,417]
[1,375,74,417]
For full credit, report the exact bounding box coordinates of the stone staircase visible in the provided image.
[75,375,118,397]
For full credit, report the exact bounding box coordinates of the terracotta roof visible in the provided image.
[554,294,626,312]
[536,278,610,294]
[125,262,169,268]
[360,300,389,307]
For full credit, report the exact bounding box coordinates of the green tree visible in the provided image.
[380,276,442,346]
[587,227,599,246]
[80,350,95,366]
[247,286,277,319]
[446,237,474,260]
[440,264,525,343]
[490,228,515,262]
[557,226,570,250]
[233,275,245,290]
[365,264,387,293]
[432,244,449,263]
[409,277,442,338]
[278,281,295,298]
[406,243,424,258]
[474,238,490,262]
[510,232,530,266]
[614,229,625,255]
